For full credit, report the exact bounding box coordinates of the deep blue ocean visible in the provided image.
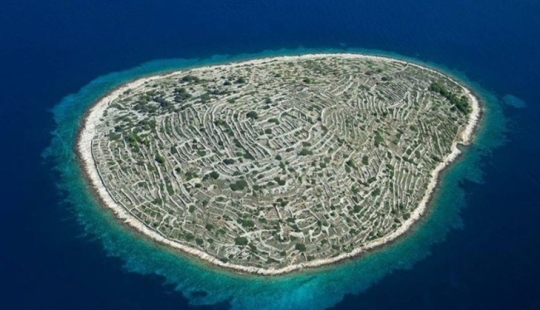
[2,1,540,309]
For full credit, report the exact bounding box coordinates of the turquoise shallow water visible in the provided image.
[47,48,506,310]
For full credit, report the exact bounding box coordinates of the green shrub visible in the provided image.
[234,237,248,246]
[230,180,248,191]
[246,111,258,119]
[295,243,307,252]
[155,154,165,164]
[298,148,313,156]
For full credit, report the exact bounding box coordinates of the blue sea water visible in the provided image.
[1,1,540,309]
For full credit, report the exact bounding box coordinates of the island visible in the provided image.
[77,54,481,275]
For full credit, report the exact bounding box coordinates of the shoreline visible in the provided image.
[76,53,482,276]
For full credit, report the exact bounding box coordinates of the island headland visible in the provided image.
[77,53,481,275]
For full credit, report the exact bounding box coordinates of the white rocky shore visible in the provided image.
[77,53,481,275]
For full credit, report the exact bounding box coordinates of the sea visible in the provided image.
[1,0,540,309]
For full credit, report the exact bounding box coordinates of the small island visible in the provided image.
[77,54,480,275]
